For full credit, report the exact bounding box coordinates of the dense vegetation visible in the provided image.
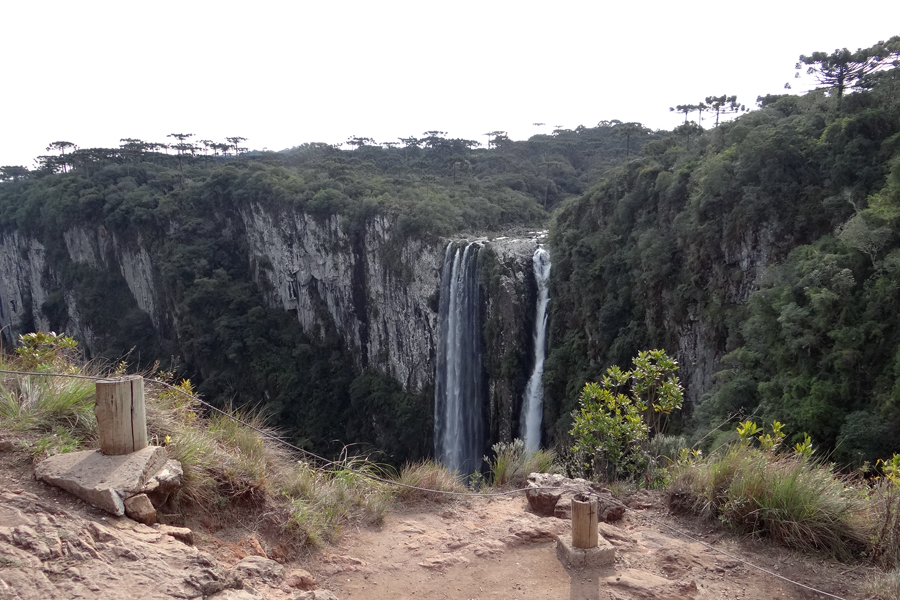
[0,124,653,464]
[545,36,900,466]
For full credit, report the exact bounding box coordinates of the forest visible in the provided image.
[2,35,899,468]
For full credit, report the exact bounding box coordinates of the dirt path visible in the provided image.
[0,441,879,600]
[304,493,873,600]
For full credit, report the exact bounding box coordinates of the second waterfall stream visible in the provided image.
[521,246,551,452]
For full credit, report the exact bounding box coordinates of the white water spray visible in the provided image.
[521,246,551,452]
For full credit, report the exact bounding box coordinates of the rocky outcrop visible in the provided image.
[525,473,625,522]
[481,234,545,444]
[0,230,51,336]
[34,446,182,524]
[241,207,444,393]
[63,226,164,332]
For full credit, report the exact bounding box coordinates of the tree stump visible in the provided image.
[571,494,598,549]
[94,376,148,455]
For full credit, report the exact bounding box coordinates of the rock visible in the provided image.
[209,590,263,600]
[525,473,624,521]
[34,446,169,516]
[624,490,656,510]
[504,515,569,545]
[296,591,339,600]
[0,491,242,599]
[285,568,317,590]
[597,494,626,522]
[124,494,156,525]
[159,524,194,545]
[231,555,285,582]
[142,459,183,508]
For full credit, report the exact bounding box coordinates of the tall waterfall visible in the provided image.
[434,242,485,475]
[521,246,551,452]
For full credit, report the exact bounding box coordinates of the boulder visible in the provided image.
[231,555,285,582]
[142,459,183,508]
[124,493,156,525]
[525,473,625,522]
[285,568,317,590]
[34,446,169,516]
[159,524,194,546]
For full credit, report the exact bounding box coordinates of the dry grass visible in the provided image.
[393,460,467,502]
[865,569,900,600]
[670,444,869,560]
[486,439,557,487]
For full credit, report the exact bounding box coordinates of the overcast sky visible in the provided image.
[2,1,898,168]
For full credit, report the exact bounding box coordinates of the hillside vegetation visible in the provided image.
[545,36,900,464]
[0,122,652,463]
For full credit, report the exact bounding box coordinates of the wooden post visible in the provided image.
[94,375,148,455]
[571,494,598,549]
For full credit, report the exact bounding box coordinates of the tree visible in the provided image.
[46,141,78,173]
[612,122,650,157]
[705,95,746,126]
[484,130,505,149]
[345,136,375,149]
[167,133,195,186]
[0,165,29,182]
[796,43,884,102]
[226,137,247,155]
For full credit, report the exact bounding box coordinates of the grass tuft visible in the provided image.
[670,444,867,560]
[393,460,467,502]
[865,569,900,600]
[486,438,557,487]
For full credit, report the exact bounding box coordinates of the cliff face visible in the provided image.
[0,209,544,419]
[0,230,51,337]
[240,205,444,393]
[481,235,545,445]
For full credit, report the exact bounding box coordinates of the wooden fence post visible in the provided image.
[571,494,598,549]
[94,375,148,455]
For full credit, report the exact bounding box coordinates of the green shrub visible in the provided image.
[569,350,683,481]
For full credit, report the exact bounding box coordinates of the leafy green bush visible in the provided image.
[569,349,683,481]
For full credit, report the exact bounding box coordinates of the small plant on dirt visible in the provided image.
[486,438,557,487]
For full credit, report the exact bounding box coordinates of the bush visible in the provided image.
[569,350,683,481]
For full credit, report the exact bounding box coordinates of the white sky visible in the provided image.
[1,1,898,168]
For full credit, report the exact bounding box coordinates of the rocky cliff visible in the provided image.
[0,211,545,438]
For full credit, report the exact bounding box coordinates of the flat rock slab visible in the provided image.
[556,535,616,568]
[34,446,168,516]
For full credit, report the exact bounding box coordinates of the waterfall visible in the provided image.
[521,246,551,452]
[434,242,485,475]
